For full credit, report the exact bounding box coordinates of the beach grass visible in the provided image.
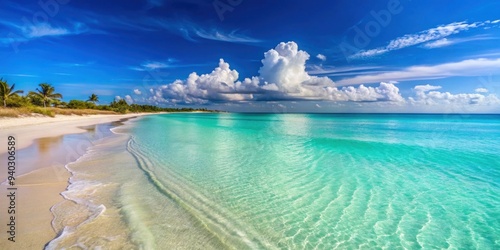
[0,107,118,118]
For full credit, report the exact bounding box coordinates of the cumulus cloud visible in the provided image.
[159,58,257,104]
[134,89,142,95]
[409,84,500,106]
[124,95,134,104]
[141,41,405,104]
[475,88,488,93]
[316,54,326,61]
[130,41,499,110]
[352,20,494,58]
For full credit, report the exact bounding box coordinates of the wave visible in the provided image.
[45,154,108,250]
[126,137,278,249]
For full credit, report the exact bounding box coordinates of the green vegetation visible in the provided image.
[0,79,24,108]
[0,79,215,117]
[29,83,63,108]
[87,93,99,104]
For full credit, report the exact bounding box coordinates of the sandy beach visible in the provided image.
[0,113,156,249]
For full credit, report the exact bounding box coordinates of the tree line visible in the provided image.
[0,79,213,114]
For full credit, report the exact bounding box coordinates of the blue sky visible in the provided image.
[1,0,500,113]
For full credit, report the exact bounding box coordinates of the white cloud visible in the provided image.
[423,36,494,49]
[124,42,500,112]
[423,38,452,48]
[353,48,388,58]
[1,22,88,44]
[492,20,500,24]
[475,88,488,93]
[258,41,315,94]
[115,96,122,101]
[194,30,262,43]
[142,61,168,70]
[142,42,404,104]
[129,41,499,112]
[134,89,142,95]
[307,65,383,76]
[352,21,492,58]
[409,85,500,106]
[337,58,500,86]
[414,84,442,92]
[147,19,261,44]
[158,58,257,104]
[337,82,405,103]
[25,23,70,38]
[124,95,134,104]
[131,60,171,71]
[316,54,326,61]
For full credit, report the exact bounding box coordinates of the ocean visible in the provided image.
[47,113,500,249]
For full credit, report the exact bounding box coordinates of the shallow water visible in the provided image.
[50,113,500,249]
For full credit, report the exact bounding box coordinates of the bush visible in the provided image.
[67,100,96,109]
[110,99,130,113]
[6,95,32,108]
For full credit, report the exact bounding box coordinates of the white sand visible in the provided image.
[0,113,160,249]
[0,113,157,154]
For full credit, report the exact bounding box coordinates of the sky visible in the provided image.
[1,0,500,113]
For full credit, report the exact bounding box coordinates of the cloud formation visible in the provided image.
[337,58,500,85]
[25,23,71,38]
[475,88,488,93]
[423,38,452,49]
[423,36,495,49]
[194,30,262,43]
[136,42,405,104]
[352,20,497,58]
[316,54,326,61]
[150,19,262,44]
[127,41,498,112]
[131,61,170,71]
[1,21,88,45]
[409,84,499,106]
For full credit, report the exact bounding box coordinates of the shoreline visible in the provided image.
[0,113,159,249]
[0,113,165,153]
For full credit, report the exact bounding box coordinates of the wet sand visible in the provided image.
[0,113,156,249]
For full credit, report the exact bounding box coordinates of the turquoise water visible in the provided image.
[125,113,500,249]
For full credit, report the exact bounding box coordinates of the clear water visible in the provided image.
[120,113,500,249]
[54,113,500,249]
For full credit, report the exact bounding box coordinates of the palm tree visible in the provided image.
[0,78,24,108]
[87,93,99,104]
[29,83,62,108]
